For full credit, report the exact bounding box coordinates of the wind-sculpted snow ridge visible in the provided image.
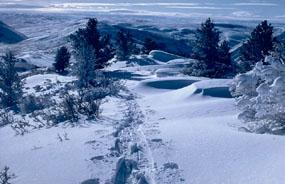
[136,77,233,99]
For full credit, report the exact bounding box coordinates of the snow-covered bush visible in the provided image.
[43,78,122,125]
[0,166,15,184]
[231,56,285,134]
[0,110,14,127]
[20,94,46,114]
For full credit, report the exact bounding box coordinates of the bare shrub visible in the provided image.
[0,166,15,184]
[0,110,14,128]
[20,94,45,114]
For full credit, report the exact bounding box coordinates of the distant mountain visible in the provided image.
[0,21,27,44]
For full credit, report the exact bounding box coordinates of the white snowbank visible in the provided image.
[149,50,182,62]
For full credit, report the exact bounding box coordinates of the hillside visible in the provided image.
[0,21,27,44]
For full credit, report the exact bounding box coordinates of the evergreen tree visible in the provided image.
[231,56,285,134]
[73,41,96,88]
[70,18,115,70]
[219,40,231,65]
[53,46,71,73]
[186,18,232,78]
[272,37,285,64]
[142,38,158,54]
[0,52,23,109]
[115,29,136,61]
[240,20,274,64]
[192,18,220,65]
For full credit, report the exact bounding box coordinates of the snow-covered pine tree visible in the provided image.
[142,38,158,54]
[115,29,136,61]
[0,52,23,110]
[272,37,285,64]
[239,20,274,71]
[73,41,96,88]
[53,46,71,73]
[70,18,115,70]
[231,55,285,134]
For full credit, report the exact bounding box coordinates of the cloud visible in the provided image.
[275,15,285,19]
[168,6,235,10]
[51,3,200,8]
[232,11,253,17]
[234,3,277,6]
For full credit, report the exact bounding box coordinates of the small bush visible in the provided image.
[0,110,14,128]
[231,56,285,134]
[61,94,79,122]
[20,94,45,114]
[78,89,102,118]
[142,38,158,55]
[0,166,15,184]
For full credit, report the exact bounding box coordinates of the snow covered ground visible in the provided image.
[1,50,285,183]
[1,8,285,184]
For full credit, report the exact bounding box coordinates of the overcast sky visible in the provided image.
[1,0,285,21]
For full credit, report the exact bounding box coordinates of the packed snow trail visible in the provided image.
[104,86,185,183]
[109,91,157,184]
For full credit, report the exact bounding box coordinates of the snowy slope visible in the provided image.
[1,50,285,184]
[0,8,285,184]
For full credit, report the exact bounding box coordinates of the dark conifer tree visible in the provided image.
[184,18,232,78]
[0,51,23,109]
[70,18,115,70]
[53,46,71,73]
[115,29,136,61]
[192,18,220,66]
[142,38,158,54]
[240,20,274,64]
[219,40,231,65]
